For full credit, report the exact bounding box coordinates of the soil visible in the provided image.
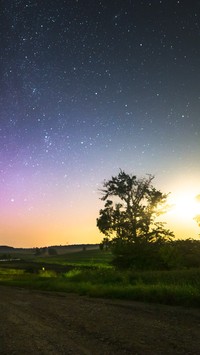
[0,286,200,354]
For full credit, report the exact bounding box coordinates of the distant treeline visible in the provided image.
[34,244,99,256]
[0,244,99,257]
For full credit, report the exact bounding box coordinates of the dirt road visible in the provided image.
[0,286,200,354]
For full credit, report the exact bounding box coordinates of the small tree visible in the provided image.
[194,194,200,228]
[97,170,174,268]
[99,237,111,251]
[195,215,200,228]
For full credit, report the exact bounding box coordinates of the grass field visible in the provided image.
[0,248,200,307]
[34,248,113,268]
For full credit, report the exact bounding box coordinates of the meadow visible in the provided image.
[0,247,200,308]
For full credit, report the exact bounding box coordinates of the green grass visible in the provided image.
[1,249,200,307]
[33,249,113,268]
[0,265,200,307]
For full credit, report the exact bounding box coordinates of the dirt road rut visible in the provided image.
[0,286,200,354]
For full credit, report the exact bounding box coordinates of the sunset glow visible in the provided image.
[168,192,200,220]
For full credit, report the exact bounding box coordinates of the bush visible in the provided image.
[109,239,200,271]
[112,242,166,270]
[172,239,200,268]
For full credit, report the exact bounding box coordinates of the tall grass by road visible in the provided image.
[0,252,200,308]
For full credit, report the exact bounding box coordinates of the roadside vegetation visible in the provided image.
[0,170,200,308]
[0,247,200,308]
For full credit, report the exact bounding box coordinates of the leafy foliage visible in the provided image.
[97,171,174,268]
[162,239,200,269]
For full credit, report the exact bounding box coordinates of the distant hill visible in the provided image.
[0,246,15,252]
[0,245,35,255]
[0,244,99,255]
[48,244,99,254]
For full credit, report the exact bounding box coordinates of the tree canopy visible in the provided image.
[97,171,174,266]
[97,170,174,244]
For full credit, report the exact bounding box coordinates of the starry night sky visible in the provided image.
[1,0,200,247]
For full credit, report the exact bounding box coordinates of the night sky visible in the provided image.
[1,0,200,247]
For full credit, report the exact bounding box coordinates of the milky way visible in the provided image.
[1,0,200,247]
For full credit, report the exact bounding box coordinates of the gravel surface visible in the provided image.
[0,286,200,354]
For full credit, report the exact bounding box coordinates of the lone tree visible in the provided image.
[97,170,174,268]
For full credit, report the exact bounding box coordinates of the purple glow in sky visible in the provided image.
[0,0,200,247]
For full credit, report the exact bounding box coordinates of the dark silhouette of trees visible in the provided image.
[161,239,200,269]
[97,170,174,268]
[99,237,111,251]
[194,194,200,228]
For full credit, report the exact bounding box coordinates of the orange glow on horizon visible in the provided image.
[1,178,200,248]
